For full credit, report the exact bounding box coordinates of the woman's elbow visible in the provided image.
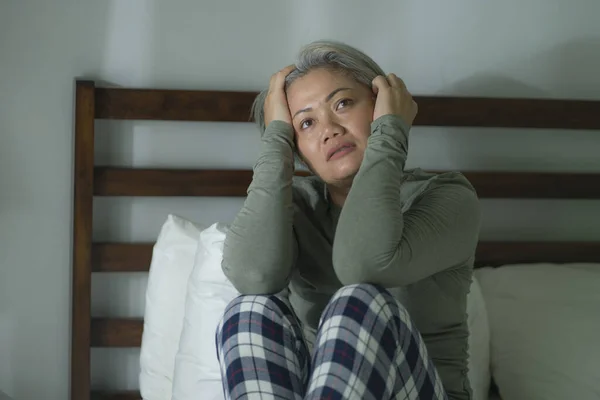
[335,269,372,287]
[221,260,291,295]
[332,250,383,286]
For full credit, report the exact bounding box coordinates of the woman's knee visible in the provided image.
[221,293,283,320]
[217,294,292,338]
[330,283,398,305]
[327,283,412,325]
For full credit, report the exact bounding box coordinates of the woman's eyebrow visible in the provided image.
[325,87,352,102]
[292,87,353,119]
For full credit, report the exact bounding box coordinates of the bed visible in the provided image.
[71,79,600,400]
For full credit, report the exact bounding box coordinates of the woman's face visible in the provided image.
[286,68,375,186]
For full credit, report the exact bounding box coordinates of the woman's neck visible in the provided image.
[327,183,352,207]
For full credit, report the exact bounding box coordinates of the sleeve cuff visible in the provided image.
[263,120,295,147]
[369,114,410,153]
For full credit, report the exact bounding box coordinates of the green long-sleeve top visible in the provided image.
[222,114,482,400]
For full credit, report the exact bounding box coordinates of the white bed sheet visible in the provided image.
[198,379,224,400]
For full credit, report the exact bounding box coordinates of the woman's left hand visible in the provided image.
[372,73,418,126]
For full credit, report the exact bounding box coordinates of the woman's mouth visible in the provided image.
[328,144,355,161]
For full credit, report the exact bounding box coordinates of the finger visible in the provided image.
[278,65,296,80]
[371,75,390,94]
[386,73,406,89]
[270,65,295,86]
[275,65,296,90]
[281,64,296,75]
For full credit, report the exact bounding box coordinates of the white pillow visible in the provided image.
[139,214,205,400]
[466,275,491,400]
[475,263,600,400]
[172,223,238,400]
[389,276,491,399]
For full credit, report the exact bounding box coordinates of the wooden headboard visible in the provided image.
[72,79,600,400]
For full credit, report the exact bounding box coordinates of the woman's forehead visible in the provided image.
[287,69,363,108]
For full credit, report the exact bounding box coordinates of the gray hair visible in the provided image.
[251,40,386,135]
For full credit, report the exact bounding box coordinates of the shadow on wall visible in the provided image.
[542,36,600,99]
[428,36,600,173]
[442,36,600,99]
[444,73,550,98]
[0,3,115,400]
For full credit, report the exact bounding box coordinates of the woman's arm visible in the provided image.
[221,121,298,294]
[332,76,481,287]
[332,115,481,287]
[221,66,299,295]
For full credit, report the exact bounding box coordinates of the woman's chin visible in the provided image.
[326,163,361,184]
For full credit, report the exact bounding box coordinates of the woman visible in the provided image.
[216,40,481,400]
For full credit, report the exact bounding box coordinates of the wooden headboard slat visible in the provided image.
[94,167,260,197]
[72,80,96,399]
[465,171,600,199]
[413,96,600,130]
[94,87,600,130]
[95,87,258,122]
[476,241,600,266]
[92,243,152,272]
[90,319,142,348]
[91,391,141,400]
[90,318,143,347]
[91,241,600,273]
[94,167,600,199]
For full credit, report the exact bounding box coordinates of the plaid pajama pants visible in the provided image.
[216,283,447,400]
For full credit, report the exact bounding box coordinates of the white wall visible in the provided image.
[1,0,599,398]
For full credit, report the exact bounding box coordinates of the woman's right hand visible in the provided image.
[264,65,296,127]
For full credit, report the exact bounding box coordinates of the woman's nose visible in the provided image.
[322,120,344,142]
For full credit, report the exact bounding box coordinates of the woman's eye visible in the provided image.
[337,98,353,109]
[300,119,313,130]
